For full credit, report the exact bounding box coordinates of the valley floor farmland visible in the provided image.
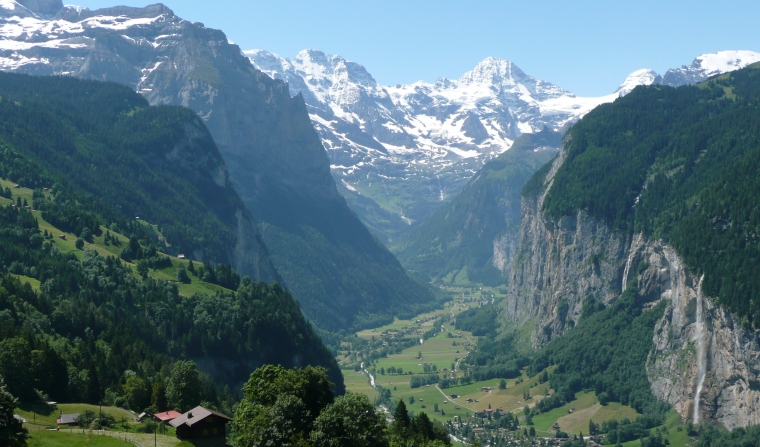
[340,291,674,445]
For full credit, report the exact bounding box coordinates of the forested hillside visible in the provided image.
[0,72,277,281]
[541,62,760,328]
[398,129,560,285]
[0,73,343,414]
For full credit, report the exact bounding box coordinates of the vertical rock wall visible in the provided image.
[505,149,628,347]
[506,143,760,427]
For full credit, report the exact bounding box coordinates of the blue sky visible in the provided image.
[75,0,759,96]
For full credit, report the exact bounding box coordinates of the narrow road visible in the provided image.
[434,384,476,412]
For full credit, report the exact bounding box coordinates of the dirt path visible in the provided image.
[435,384,476,412]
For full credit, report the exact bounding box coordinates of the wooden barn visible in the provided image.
[169,406,231,439]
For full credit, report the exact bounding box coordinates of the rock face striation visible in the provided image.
[506,139,760,428]
[631,243,760,430]
[505,148,628,346]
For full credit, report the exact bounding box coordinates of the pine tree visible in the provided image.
[393,399,410,440]
[0,377,27,447]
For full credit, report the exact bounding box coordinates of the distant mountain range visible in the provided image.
[0,0,436,331]
[247,49,760,244]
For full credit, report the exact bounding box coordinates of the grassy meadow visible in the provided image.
[0,178,233,297]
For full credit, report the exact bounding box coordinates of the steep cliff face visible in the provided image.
[159,117,277,282]
[507,141,760,427]
[624,242,760,430]
[505,147,628,347]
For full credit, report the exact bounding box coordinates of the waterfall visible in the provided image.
[693,274,706,424]
[622,234,641,292]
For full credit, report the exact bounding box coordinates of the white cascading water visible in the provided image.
[693,274,706,423]
[622,234,641,292]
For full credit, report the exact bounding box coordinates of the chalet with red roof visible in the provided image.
[153,410,181,424]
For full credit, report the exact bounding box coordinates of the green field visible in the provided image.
[345,299,651,439]
[16,403,136,427]
[27,430,133,447]
[18,402,189,447]
[10,274,41,292]
[0,178,232,297]
[27,429,188,447]
[530,392,639,436]
[343,370,378,401]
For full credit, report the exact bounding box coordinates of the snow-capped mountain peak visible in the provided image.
[0,0,63,17]
[615,68,659,96]
[458,57,524,85]
[246,49,760,239]
[693,50,760,77]
[456,57,571,101]
[659,50,760,86]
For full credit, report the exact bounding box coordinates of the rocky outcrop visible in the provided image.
[507,140,760,427]
[627,242,760,430]
[18,0,62,15]
[505,147,629,347]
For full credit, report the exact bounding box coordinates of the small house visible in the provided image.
[177,254,186,259]
[57,413,79,425]
[153,410,182,424]
[58,234,66,240]
[170,406,231,439]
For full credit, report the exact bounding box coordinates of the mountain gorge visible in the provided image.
[247,48,760,244]
[396,128,561,285]
[0,1,436,331]
[1,0,760,439]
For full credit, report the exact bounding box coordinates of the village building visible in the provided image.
[170,406,231,439]
[57,413,79,425]
[153,410,182,424]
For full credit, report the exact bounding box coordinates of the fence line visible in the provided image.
[54,428,149,447]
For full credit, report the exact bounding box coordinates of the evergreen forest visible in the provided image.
[0,73,342,423]
[540,63,760,328]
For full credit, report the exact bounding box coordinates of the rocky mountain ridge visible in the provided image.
[247,49,760,243]
[0,1,435,330]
